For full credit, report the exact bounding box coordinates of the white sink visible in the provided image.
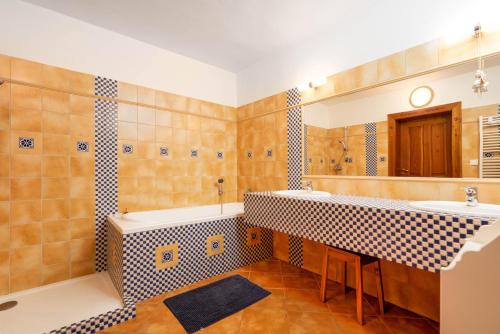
[273,190,331,198]
[409,201,500,218]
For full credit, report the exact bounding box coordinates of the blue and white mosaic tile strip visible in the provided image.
[95,76,118,272]
[288,235,304,267]
[286,88,303,190]
[365,122,378,176]
[110,217,273,303]
[108,220,124,297]
[244,192,495,272]
[48,295,135,334]
[303,124,309,175]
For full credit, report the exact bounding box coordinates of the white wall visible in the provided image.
[303,102,332,128]
[0,0,237,106]
[303,58,500,128]
[237,0,500,106]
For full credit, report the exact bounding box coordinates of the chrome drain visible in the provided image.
[0,301,17,311]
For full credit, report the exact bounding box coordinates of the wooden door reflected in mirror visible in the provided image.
[388,102,462,178]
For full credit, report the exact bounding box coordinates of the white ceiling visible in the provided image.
[21,0,373,72]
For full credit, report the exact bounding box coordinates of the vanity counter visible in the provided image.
[244,192,496,272]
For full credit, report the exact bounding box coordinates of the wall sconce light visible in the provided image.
[409,86,434,108]
[298,77,327,92]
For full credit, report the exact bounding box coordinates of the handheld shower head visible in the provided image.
[338,139,347,151]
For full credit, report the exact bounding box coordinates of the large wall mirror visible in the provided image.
[302,54,500,179]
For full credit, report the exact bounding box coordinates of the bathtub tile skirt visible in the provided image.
[109,216,273,303]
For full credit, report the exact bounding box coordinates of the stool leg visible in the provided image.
[320,246,329,302]
[374,260,385,315]
[355,257,364,325]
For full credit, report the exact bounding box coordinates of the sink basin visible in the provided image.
[273,190,331,198]
[409,201,500,218]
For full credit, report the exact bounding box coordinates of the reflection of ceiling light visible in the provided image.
[472,24,489,94]
[297,77,327,92]
[409,86,434,108]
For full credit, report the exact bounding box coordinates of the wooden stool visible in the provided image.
[319,245,385,325]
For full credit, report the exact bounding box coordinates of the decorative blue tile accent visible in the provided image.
[160,147,169,156]
[122,144,133,154]
[266,149,273,157]
[251,232,258,240]
[217,151,224,159]
[161,250,174,263]
[247,151,253,159]
[77,141,89,152]
[211,240,220,250]
[18,137,34,149]
[380,156,386,162]
[191,149,198,157]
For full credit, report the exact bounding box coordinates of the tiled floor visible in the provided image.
[102,259,439,334]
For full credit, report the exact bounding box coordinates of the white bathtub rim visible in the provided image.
[108,202,244,235]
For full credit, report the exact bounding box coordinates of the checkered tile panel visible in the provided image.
[94,77,118,272]
[48,295,135,334]
[117,216,273,302]
[365,122,377,176]
[244,192,495,272]
[303,124,309,175]
[288,235,304,267]
[107,220,124,297]
[95,76,118,98]
[287,88,302,190]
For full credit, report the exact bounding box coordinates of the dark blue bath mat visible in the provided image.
[163,274,270,333]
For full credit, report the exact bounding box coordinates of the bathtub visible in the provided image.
[106,202,272,302]
[108,202,244,234]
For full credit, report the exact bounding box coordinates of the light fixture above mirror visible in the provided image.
[298,77,327,92]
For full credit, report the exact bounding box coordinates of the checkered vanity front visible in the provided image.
[108,216,273,303]
[244,192,497,272]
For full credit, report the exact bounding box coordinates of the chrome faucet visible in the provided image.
[217,178,224,214]
[302,180,313,192]
[464,187,478,207]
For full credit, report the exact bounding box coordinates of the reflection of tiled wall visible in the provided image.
[108,217,272,303]
[305,125,331,175]
[0,54,238,295]
[306,104,499,178]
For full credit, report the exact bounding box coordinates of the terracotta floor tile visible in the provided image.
[281,262,312,275]
[240,308,289,334]
[201,312,242,334]
[250,259,282,273]
[284,288,331,313]
[246,288,286,310]
[287,311,340,334]
[101,259,438,334]
[332,314,390,334]
[326,290,377,316]
[382,317,439,334]
[282,273,319,289]
[363,296,425,319]
[248,271,284,289]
